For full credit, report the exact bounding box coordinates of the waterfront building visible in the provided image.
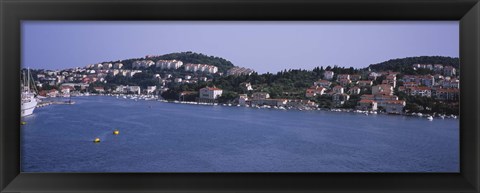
[410,87,432,97]
[113,63,123,69]
[109,69,120,76]
[129,86,141,95]
[94,63,103,70]
[323,71,334,80]
[252,92,270,100]
[146,86,157,94]
[357,99,378,111]
[378,100,406,114]
[103,63,113,69]
[93,87,105,93]
[199,87,223,100]
[238,94,249,106]
[374,93,399,100]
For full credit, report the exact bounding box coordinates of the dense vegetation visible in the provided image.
[367,56,459,73]
[100,52,236,72]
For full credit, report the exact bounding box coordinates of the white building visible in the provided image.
[129,86,141,95]
[146,86,157,94]
[238,94,249,106]
[199,87,223,99]
[184,63,218,74]
[156,60,184,70]
[113,63,123,69]
[132,60,155,69]
[127,70,142,77]
[252,92,270,100]
[380,100,406,114]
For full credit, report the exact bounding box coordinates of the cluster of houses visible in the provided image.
[33,56,230,96]
[184,63,218,74]
[303,64,459,114]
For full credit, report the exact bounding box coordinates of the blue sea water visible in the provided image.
[21,96,459,172]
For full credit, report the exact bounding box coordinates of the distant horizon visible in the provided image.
[22,21,459,73]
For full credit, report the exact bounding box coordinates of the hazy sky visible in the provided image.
[22,21,458,73]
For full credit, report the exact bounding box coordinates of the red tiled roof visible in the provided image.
[359,99,375,103]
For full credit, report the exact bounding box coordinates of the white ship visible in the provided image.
[21,68,39,117]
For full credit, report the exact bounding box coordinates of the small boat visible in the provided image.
[427,116,433,121]
[93,138,101,143]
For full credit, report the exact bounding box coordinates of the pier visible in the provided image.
[36,100,75,108]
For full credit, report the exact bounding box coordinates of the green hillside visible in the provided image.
[367,56,460,72]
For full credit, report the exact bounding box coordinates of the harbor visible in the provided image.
[21,95,459,172]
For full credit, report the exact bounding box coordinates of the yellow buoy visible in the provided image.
[21,121,26,125]
[113,130,119,135]
[93,138,101,143]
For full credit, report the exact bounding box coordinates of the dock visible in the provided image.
[37,100,75,108]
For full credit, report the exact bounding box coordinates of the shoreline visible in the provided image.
[40,93,459,121]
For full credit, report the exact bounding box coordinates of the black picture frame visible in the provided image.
[1,0,479,192]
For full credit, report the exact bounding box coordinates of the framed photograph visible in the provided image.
[1,0,479,192]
